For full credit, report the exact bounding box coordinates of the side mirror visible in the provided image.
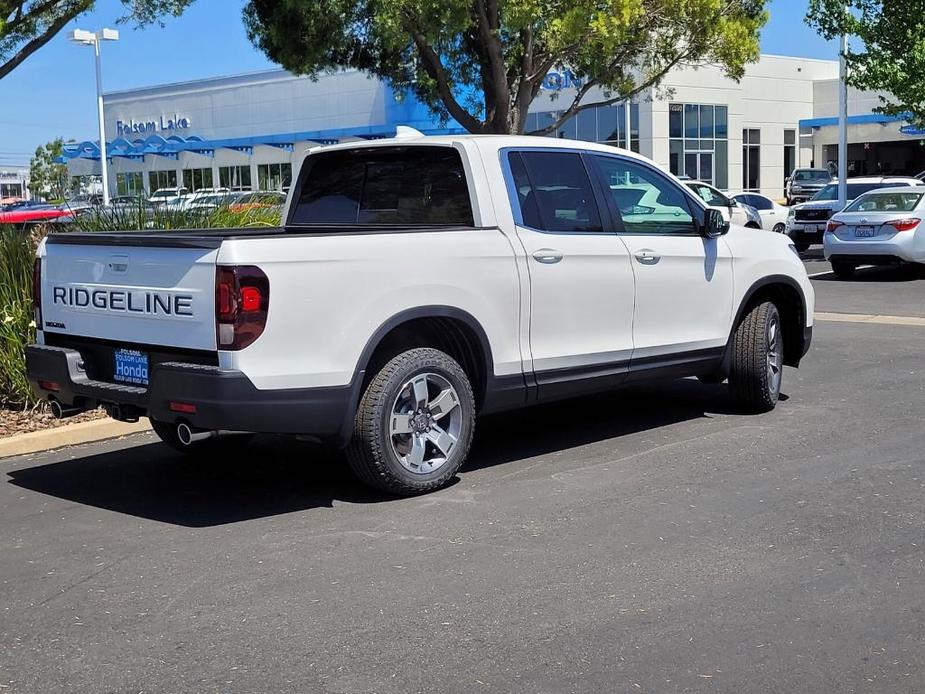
[702,207,730,238]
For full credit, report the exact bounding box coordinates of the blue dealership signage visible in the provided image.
[900,124,925,136]
[116,115,192,137]
[541,70,583,91]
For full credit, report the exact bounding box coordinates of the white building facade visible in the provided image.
[0,166,30,200]
[63,54,862,201]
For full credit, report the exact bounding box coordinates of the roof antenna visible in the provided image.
[394,125,425,139]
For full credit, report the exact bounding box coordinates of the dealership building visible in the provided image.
[0,166,30,200]
[60,53,925,201]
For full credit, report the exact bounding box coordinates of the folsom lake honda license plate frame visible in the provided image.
[114,348,149,386]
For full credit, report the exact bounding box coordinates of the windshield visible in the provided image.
[151,190,174,198]
[794,170,831,182]
[844,191,924,213]
[813,182,901,201]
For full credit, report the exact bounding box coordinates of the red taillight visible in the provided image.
[888,218,920,232]
[169,401,197,414]
[38,380,60,392]
[826,220,843,233]
[215,265,269,350]
[32,257,42,327]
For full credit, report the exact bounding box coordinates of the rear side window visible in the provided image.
[508,151,602,232]
[289,146,474,226]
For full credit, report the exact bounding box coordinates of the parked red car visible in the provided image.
[0,207,72,225]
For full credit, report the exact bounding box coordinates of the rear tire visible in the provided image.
[832,260,856,279]
[346,348,475,496]
[728,301,783,414]
[773,223,786,234]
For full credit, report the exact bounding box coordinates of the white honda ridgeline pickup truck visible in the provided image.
[27,132,814,495]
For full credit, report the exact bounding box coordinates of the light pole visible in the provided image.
[837,32,848,210]
[70,28,119,206]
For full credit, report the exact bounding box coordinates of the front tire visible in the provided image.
[347,348,475,496]
[832,260,856,279]
[773,223,786,234]
[728,301,783,413]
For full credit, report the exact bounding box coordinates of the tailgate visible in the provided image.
[41,241,218,351]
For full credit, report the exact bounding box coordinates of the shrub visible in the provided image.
[0,226,39,409]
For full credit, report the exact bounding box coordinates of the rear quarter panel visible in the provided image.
[217,229,524,390]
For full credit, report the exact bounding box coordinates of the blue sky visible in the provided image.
[0,0,837,167]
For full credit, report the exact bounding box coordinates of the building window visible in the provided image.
[219,165,252,191]
[182,167,214,192]
[0,182,23,198]
[257,163,292,191]
[743,128,761,191]
[148,170,178,193]
[526,102,639,152]
[668,103,728,188]
[784,129,796,185]
[116,172,144,197]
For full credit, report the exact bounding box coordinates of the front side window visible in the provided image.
[688,182,730,208]
[290,146,473,226]
[508,150,602,232]
[593,155,695,234]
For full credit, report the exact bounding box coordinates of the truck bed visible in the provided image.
[44,227,287,249]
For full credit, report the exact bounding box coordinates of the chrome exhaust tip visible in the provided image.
[49,400,83,419]
[176,422,215,446]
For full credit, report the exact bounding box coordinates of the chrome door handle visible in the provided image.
[533,249,563,264]
[634,249,660,265]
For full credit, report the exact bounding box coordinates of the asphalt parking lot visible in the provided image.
[2,252,924,693]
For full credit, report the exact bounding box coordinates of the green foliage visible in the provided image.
[69,201,282,232]
[0,226,39,409]
[807,0,925,128]
[243,0,768,134]
[28,138,69,201]
[0,0,197,80]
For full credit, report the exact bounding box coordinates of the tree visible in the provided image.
[808,1,925,128]
[243,0,767,135]
[0,0,196,80]
[28,138,69,200]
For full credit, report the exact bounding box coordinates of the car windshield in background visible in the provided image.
[794,170,831,182]
[290,146,474,226]
[844,192,924,213]
[813,183,894,202]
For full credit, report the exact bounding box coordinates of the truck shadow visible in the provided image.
[7,379,746,527]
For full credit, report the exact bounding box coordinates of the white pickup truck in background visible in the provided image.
[27,132,814,495]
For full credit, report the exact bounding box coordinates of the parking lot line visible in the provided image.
[815,311,925,327]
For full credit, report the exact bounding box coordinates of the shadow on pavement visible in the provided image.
[813,263,925,283]
[7,378,743,527]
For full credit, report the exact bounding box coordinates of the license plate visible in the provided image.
[815,224,827,232]
[114,349,149,386]
[855,225,875,237]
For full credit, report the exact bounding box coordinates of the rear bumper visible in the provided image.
[26,344,354,442]
[823,231,922,263]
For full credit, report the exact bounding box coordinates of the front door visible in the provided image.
[590,154,734,367]
[505,149,636,399]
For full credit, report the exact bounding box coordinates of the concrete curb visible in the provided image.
[0,418,151,460]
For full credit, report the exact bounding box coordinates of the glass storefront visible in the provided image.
[257,162,292,191]
[526,103,640,152]
[116,172,144,196]
[668,103,728,189]
[148,169,178,193]
[219,165,252,190]
[182,167,214,192]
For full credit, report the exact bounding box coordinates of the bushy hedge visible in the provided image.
[0,226,39,409]
[0,203,282,410]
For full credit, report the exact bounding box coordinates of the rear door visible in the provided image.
[503,149,636,399]
[589,154,733,365]
[40,239,218,351]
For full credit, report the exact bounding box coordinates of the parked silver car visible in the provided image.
[685,180,762,228]
[823,187,925,278]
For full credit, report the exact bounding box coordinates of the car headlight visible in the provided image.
[787,209,795,219]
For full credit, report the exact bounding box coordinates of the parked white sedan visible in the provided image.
[732,193,790,233]
[823,186,925,278]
